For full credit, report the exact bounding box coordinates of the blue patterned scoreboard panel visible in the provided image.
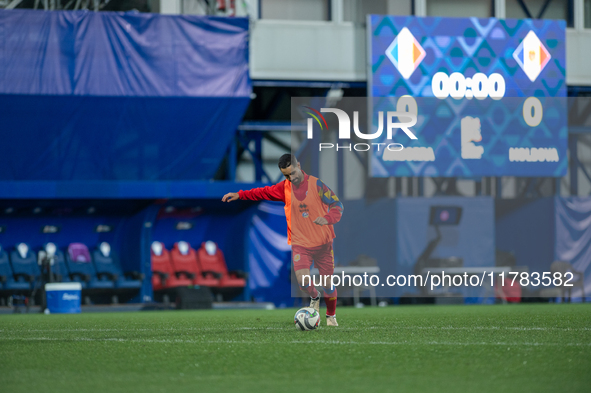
[369,15,566,177]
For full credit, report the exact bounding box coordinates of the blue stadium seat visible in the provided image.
[65,243,113,289]
[92,242,142,289]
[0,245,30,291]
[9,243,39,286]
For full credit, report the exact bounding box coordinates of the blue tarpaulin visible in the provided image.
[555,197,591,300]
[247,202,292,307]
[0,10,250,97]
[0,10,251,194]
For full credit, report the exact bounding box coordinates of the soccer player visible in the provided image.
[222,154,343,326]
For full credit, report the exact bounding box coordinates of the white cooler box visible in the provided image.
[45,283,82,314]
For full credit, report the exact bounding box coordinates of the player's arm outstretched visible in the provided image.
[314,179,344,226]
[222,183,285,203]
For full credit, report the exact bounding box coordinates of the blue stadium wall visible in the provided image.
[334,197,496,299]
[496,197,591,301]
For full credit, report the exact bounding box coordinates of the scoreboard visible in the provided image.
[368,15,567,177]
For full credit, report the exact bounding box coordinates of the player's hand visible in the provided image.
[222,192,239,202]
[313,217,328,226]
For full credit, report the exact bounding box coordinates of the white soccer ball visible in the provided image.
[294,307,320,331]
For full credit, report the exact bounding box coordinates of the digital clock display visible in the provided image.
[431,72,505,100]
[369,15,566,177]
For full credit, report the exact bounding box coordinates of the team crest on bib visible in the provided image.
[299,203,309,218]
[294,254,301,262]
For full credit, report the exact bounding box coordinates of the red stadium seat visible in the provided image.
[151,242,192,290]
[196,241,246,288]
[170,241,219,287]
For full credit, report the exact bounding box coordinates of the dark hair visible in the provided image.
[278,154,297,169]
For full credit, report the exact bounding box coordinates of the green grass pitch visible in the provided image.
[1,303,590,393]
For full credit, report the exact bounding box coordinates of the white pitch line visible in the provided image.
[5,326,591,333]
[368,326,591,331]
[0,336,589,347]
[289,340,591,347]
[4,327,286,333]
